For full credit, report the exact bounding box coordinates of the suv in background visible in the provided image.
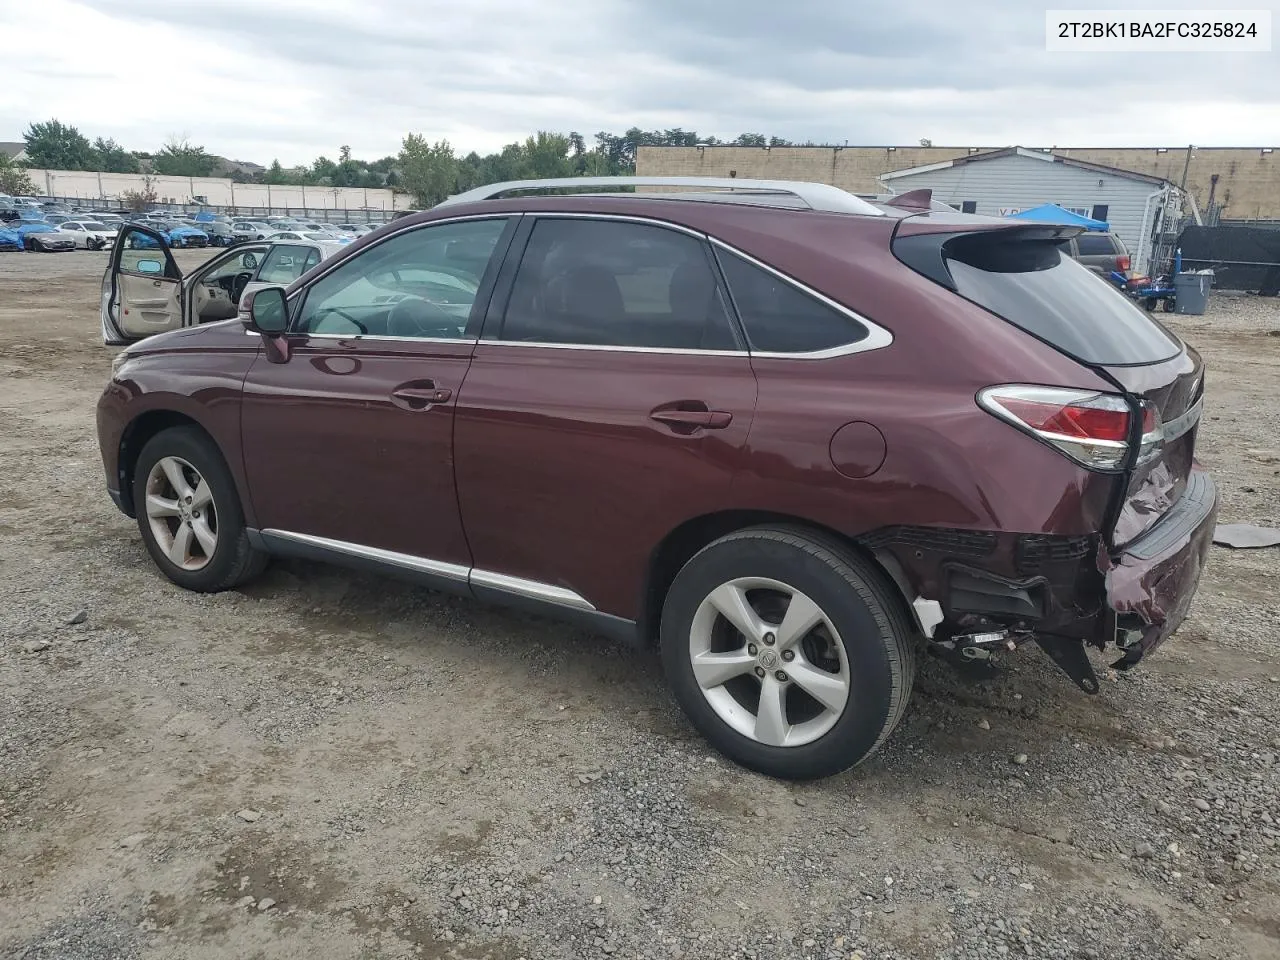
[96,177,1215,780]
[1068,230,1131,276]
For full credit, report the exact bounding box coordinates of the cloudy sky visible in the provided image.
[3,0,1277,165]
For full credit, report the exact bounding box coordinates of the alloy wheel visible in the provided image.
[688,577,851,747]
[144,456,218,571]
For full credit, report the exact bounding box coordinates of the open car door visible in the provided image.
[100,224,183,345]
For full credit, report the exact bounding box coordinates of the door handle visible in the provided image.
[649,406,733,431]
[391,383,452,410]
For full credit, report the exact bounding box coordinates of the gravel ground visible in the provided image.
[1,250,1278,960]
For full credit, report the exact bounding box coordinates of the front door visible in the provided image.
[239,216,516,572]
[453,215,758,619]
[101,225,183,344]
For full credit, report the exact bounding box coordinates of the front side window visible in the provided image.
[499,218,737,350]
[257,244,318,285]
[294,218,508,339]
[716,250,869,354]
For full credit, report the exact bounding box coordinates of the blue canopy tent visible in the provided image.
[1008,204,1109,230]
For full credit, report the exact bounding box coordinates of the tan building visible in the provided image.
[636,145,1280,220]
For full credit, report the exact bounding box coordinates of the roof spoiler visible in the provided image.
[891,222,1084,290]
[885,189,934,211]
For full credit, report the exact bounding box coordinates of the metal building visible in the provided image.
[878,147,1184,275]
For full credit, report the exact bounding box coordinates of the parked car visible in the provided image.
[130,224,208,249]
[1067,231,1131,276]
[264,229,353,245]
[96,177,1216,780]
[100,226,347,345]
[231,220,274,242]
[14,222,76,252]
[0,225,22,251]
[43,213,77,225]
[201,221,238,247]
[3,205,46,223]
[57,220,119,249]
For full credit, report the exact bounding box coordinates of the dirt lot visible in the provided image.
[1,249,1278,960]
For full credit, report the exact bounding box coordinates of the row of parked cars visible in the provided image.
[0,196,387,253]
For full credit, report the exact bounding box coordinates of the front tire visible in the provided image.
[132,427,267,592]
[660,528,916,780]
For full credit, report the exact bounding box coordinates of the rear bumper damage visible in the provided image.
[869,465,1217,692]
[1102,465,1217,668]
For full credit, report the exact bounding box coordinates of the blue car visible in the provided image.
[129,224,209,250]
[0,226,22,251]
[166,225,209,248]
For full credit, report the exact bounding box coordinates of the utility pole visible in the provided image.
[1179,144,1194,192]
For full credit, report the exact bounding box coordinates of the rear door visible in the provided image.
[100,224,184,345]
[453,215,757,619]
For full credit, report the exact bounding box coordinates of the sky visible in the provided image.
[2,0,1277,166]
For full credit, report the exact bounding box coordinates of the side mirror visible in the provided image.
[244,287,289,334]
[135,259,163,275]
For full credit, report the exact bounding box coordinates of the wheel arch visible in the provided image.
[638,510,921,647]
[117,410,220,519]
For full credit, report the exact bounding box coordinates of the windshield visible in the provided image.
[83,222,109,231]
[944,237,1181,366]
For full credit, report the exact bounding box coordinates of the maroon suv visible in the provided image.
[96,177,1216,780]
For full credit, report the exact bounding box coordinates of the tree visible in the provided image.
[522,131,574,179]
[120,176,158,212]
[92,137,140,174]
[310,155,337,185]
[152,137,218,177]
[398,134,457,207]
[0,153,37,195]
[732,133,768,146]
[263,159,289,185]
[22,119,97,170]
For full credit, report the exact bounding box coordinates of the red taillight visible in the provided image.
[1116,255,1131,272]
[996,396,1131,442]
[978,386,1162,472]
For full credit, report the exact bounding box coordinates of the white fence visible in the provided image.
[22,169,413,212]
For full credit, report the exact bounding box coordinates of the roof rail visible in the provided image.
[434,176,886,216]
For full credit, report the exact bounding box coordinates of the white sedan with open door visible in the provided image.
[100,224,344,346]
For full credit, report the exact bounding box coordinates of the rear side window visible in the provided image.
[716,250,868,354]
[1074,233,1116,256]
[499,219,738,350]
[944,238,1179,365]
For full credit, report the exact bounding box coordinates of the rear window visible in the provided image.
[944,237,1180,365]
[1074,233,1117,256]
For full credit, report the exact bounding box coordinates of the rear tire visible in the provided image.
[660,527,915,780]
[132,427,267,592]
